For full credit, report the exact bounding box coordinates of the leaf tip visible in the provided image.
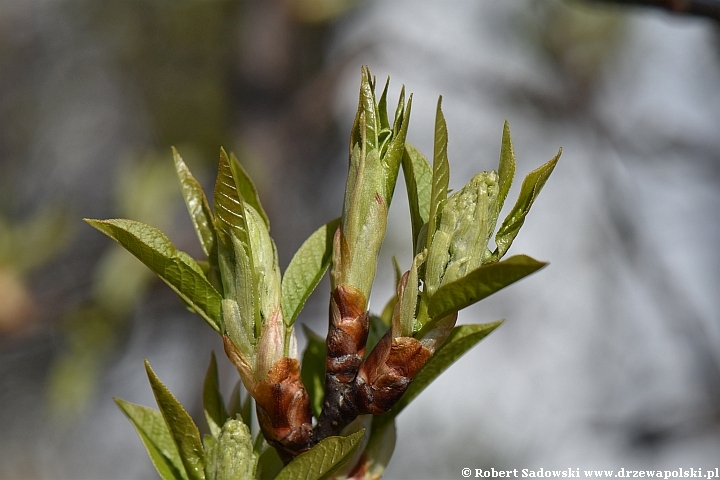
[144,358,154,377]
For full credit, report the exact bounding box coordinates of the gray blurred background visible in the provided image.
[1,1,719,478]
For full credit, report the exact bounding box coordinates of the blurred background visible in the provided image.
[1,0,719,478]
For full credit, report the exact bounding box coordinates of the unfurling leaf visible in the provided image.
[115,398,188,480]
[496,121,516,216]
[402,143,432,251]
[226,149,270,229]
[494,150,560,259]
[425,96,450,254]
[213,149,251,253]
[282,218,340,326]
[145,360,206,480]
[203,352,229,438]
[274,430,365,480]
[172,147,217,262]
[84,218,222,332]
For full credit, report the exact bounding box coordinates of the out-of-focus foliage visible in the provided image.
[529,0,627,104]
[47,157,180,418]
[81,0,240,159]
[288,0,358,24]
[0,210,72,335]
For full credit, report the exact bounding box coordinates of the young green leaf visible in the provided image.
[496,121,516,216]
[381,93,412,202]
[425,97,450,254]
[426,255,546,322]
[203,352,228,438]
[226,381,241,420]
[300,325,326,419]
[145,360,206,480]
[84,219,222,333]
[172,147,217,262]
[377,77,390,132]
[281,218,340,326]
[402,143,432,249]
[115,398,188,480]
[274,430,365,480]
[494,150,560,259]
[376,321,503,428]
[213,149,251,252]
[226,149,270,229]
[359,66,379,152]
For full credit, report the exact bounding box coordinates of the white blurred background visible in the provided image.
[1,1,719,478]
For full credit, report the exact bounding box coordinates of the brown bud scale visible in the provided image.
[254,357,313,463]
[314,285,369,442]
[356,333,431,415]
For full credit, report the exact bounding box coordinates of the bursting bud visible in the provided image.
[245,206,282,326]
[223,203,297,389]
[204,418,258,480]
[425,171,500,296]
[333,67,412,301]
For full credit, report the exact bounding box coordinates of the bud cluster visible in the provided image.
[92,66,559,477]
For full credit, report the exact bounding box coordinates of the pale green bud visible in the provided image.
[204,418,258,480]
[254,307,285,381]
[245,204,282,324]
[334,69,410,301]
[425,229,451,297]
[222,298,253,357]
[425,171,499,294]
[342,185,388,298]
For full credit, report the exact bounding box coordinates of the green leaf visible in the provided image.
[145,360,206,480]
[84,218,222,333]
[402,143,432,249]
[496,121,516,216]
[255,444,284,480]
[377,76,390,132]
[494,150,560,259]
[172,147,217,262]
[381,92,412,203]
[282,218,340,326]
[426,255,546,322]
[425,97,450,254]
[300,325,326,419]
[227,149,270,230]
[274,430,365,480]
[226,381,241,419]
[359,67,379,152]
[377,321,503,427]
[213,149,251,252]
[115,398,188,480]
[203,352,228,438]
[226,381,252,429]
